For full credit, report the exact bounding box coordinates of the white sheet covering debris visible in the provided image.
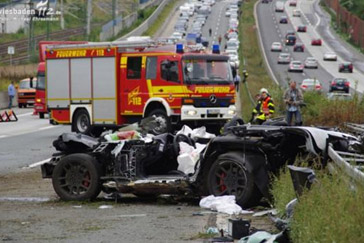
[177,125,216,139]
[177,142,206,174]
[199,195,254,215]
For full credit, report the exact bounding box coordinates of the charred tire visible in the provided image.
[39,112,45,119]
[147,109,171,135]
[207,153,257,207]
[72,109,91,134]
[52,153,102,201]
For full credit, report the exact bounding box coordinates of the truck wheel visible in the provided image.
[147,109,171,135]
[207,153,257,207]
[39,112,45,119]
[72,109,91,134]
[18,103,22,108]
[52,154,102,201]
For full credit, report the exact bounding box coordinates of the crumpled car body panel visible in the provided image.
[42,124,360,205]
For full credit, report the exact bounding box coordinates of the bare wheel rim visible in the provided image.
[77,114,89,133]
[153,115,168,134]
[57,162,92,196]
[210,161,248,198]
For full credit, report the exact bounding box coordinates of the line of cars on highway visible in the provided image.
[264,0,354,98]
[169,0,242,70]
[224,1,241,69]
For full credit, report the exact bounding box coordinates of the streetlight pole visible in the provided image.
[27,1,34,61]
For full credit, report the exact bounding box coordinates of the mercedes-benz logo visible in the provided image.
[209,94,217,104]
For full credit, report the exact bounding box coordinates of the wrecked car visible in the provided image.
[41,123,359,207]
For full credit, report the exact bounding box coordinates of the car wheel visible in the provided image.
[52,154,102,201]
[207,153,258,207]
[72,109,91,134]
[39,112,45,119]
[147,108,171,135]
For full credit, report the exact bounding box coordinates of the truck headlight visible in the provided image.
[186,110,197,116]
[228,110,236,115]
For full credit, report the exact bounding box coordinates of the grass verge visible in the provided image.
[0,64,37,91]
[272,164,364,242]
[143,0,179,36]
[238,0,283,121]
[112,6,157,40]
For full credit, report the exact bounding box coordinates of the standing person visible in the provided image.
[218,35,222,45]
[209,28,212,37]
[284,81,304,126]
[8,81,15,109]
[233,68,241,92]
[255,88,274,125]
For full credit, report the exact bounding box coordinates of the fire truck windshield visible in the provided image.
[36,72,45,90]
[183,59,233,85]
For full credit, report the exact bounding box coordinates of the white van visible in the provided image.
[275,1,285,12]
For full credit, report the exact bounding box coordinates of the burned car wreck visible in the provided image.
[41,123,359,207]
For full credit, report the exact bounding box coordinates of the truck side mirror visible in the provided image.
[30,77,34,88]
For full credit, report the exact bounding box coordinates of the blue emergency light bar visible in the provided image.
[176,43,184,53]
[212,44,220,54]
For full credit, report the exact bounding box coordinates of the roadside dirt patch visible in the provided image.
[0,168,276,242]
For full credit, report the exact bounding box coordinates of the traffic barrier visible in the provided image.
[0,110,18,122]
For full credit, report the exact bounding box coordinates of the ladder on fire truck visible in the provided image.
[0,110,18,122]
[47,38,162,52]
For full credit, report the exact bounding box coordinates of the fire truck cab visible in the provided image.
[45,40,236,134]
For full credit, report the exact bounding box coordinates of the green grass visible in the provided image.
[142,0,179,36]
[340,0,364,20]
[272,163,364,242]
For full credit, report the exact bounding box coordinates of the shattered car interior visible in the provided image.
[42,117,360,207]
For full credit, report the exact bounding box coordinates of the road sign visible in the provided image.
[8,46,15,55]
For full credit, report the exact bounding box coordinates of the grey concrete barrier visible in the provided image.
[0,91,18,109]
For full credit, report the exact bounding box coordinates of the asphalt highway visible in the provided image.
[256,0,364,93]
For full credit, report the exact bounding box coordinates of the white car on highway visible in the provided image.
[293,9,301,17]
[323,51,338,61]
[271,42,282,52]
[229,54,240,68]
[277,53,291,64]
[304,57,318,69]
[300,78,322,91]
[288,60,304,72]
[170,32,183,40]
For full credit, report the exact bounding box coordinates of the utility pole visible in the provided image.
[46,0,50,40]
[86,0,92,39]
[28,1,34,61]
[60,0,64,29]
[112,0,116,37]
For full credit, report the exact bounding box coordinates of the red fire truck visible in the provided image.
[45,40,236,134]
[35,41,87,119]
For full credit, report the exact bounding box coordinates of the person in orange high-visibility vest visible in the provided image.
[255,88,275,125]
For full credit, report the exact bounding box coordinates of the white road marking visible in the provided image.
[28,158,51,168]
[16,112,33,117]
[315,12,321,28]
[0,135,8,139]
[38,125,55,131]
[302,73,306,76]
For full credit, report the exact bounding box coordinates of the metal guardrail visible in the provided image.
[328,146,364,185]
[327,122,364,185]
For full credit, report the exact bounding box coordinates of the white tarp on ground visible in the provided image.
[199,195,254,215]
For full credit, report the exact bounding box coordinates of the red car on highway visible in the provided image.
[311,38,322,46]
[289,0,297,6]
